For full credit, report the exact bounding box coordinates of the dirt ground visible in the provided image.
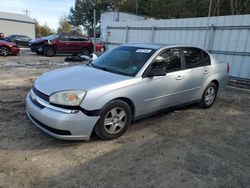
[0,50,250,188]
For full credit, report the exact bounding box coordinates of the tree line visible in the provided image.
[34,16,83,38]
[35,0,250,37]
[68,0,250,35]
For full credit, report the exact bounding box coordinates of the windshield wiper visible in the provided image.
[87,61,95,67]
[98,66,126,75]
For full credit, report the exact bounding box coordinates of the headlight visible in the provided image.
[49,90,86,106]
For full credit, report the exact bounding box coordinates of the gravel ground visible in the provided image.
[0,51,250,188]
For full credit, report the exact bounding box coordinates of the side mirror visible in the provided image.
[147,67,166,77]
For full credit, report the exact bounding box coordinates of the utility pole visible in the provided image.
[93,9,96,54]
[23,9,30,16]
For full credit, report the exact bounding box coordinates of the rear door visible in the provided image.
[179,47,212,101]
[68,36,83,52]
[57,36,72,52]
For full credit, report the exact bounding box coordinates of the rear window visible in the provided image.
[182,48,210,69]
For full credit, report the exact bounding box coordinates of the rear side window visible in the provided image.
[59,36,69,41]
[68,36,88,42]
[152,48,181,73]
[182,48,210,69]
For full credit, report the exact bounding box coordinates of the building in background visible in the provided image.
[0,11,35,39]
[100,11,146,42]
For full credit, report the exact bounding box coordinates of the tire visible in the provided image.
[0,46,10,56]
[199,82,218,108]
[94,100,132,140]
[82,48,90,56]
[36,51,43,55]
[44,46,55,57]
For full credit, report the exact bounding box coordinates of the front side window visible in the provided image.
[152,48,181,73]
[47,34,59,41]
[92,46,156,77]
[182,48,210,69]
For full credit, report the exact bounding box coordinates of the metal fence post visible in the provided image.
[125,25,129,43]
[208,24,215,52]
[151,26,155,42]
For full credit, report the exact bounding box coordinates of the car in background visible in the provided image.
[4,35,32,47]
[30,34,94,57]
[90,37,106,52]
[26,44,229,141]
[0,40,20,56]
[0,33,4,39]
[96,43,106,52]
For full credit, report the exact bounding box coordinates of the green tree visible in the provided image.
[40,24,54,36]
[68,0,250,35]
[34,19,41,38]
[68,0,117,35]
[57,15,73,34]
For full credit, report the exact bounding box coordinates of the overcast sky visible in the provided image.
[0,0,75,30]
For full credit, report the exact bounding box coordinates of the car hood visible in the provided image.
[34,65,132,96]
[0,40,16,46]
[31,38,48,44]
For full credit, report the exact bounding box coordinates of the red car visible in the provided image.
[96,43,106,52]
[0,40,20,56]
[30,34,94,57]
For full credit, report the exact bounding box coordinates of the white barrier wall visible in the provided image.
[107,15,250,79]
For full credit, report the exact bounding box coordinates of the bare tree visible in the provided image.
[230,0,250,15]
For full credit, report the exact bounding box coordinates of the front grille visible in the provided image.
[32,86,49,102]
[30,95,45,109]
[29,113,72,135]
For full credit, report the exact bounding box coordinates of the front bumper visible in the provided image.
[10,47,20,55]
[30,45,43,53]
[26,92,100,140]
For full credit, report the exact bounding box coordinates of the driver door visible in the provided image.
[137,48,188,115]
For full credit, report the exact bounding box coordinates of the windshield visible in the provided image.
[92,46,156,77]
[46,34,59,41]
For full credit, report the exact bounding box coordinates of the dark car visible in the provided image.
[0,40,20,56]
[4,35,32,47]
[30,34,94,57]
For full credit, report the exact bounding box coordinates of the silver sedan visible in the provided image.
[26,44,229,140]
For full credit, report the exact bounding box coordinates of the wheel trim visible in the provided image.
[104,107,127,134]
[47,48,54,56]
[205,87,215,105]
[0,47,9,56]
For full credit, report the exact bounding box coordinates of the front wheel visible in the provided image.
[0,46,10,56]
[82,48,90,56]
[94,100,132,140]
[199,82,218,108]
[44,46,55,57]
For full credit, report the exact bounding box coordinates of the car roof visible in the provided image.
[60,34,88,37]
[122,43,204,50]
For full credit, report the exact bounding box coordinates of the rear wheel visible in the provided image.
[36,51,43,55]
[82,48,90,56]
[0,46,10,56]
[94,100,132,140]
[44,46,55,57]
[199,82,218,108]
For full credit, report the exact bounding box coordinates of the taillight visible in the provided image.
[227,63,230,73]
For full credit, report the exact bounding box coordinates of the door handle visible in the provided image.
[176,75,184,80]
[203,70,209,74]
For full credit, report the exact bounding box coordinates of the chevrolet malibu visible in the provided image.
[26,44,229,140]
